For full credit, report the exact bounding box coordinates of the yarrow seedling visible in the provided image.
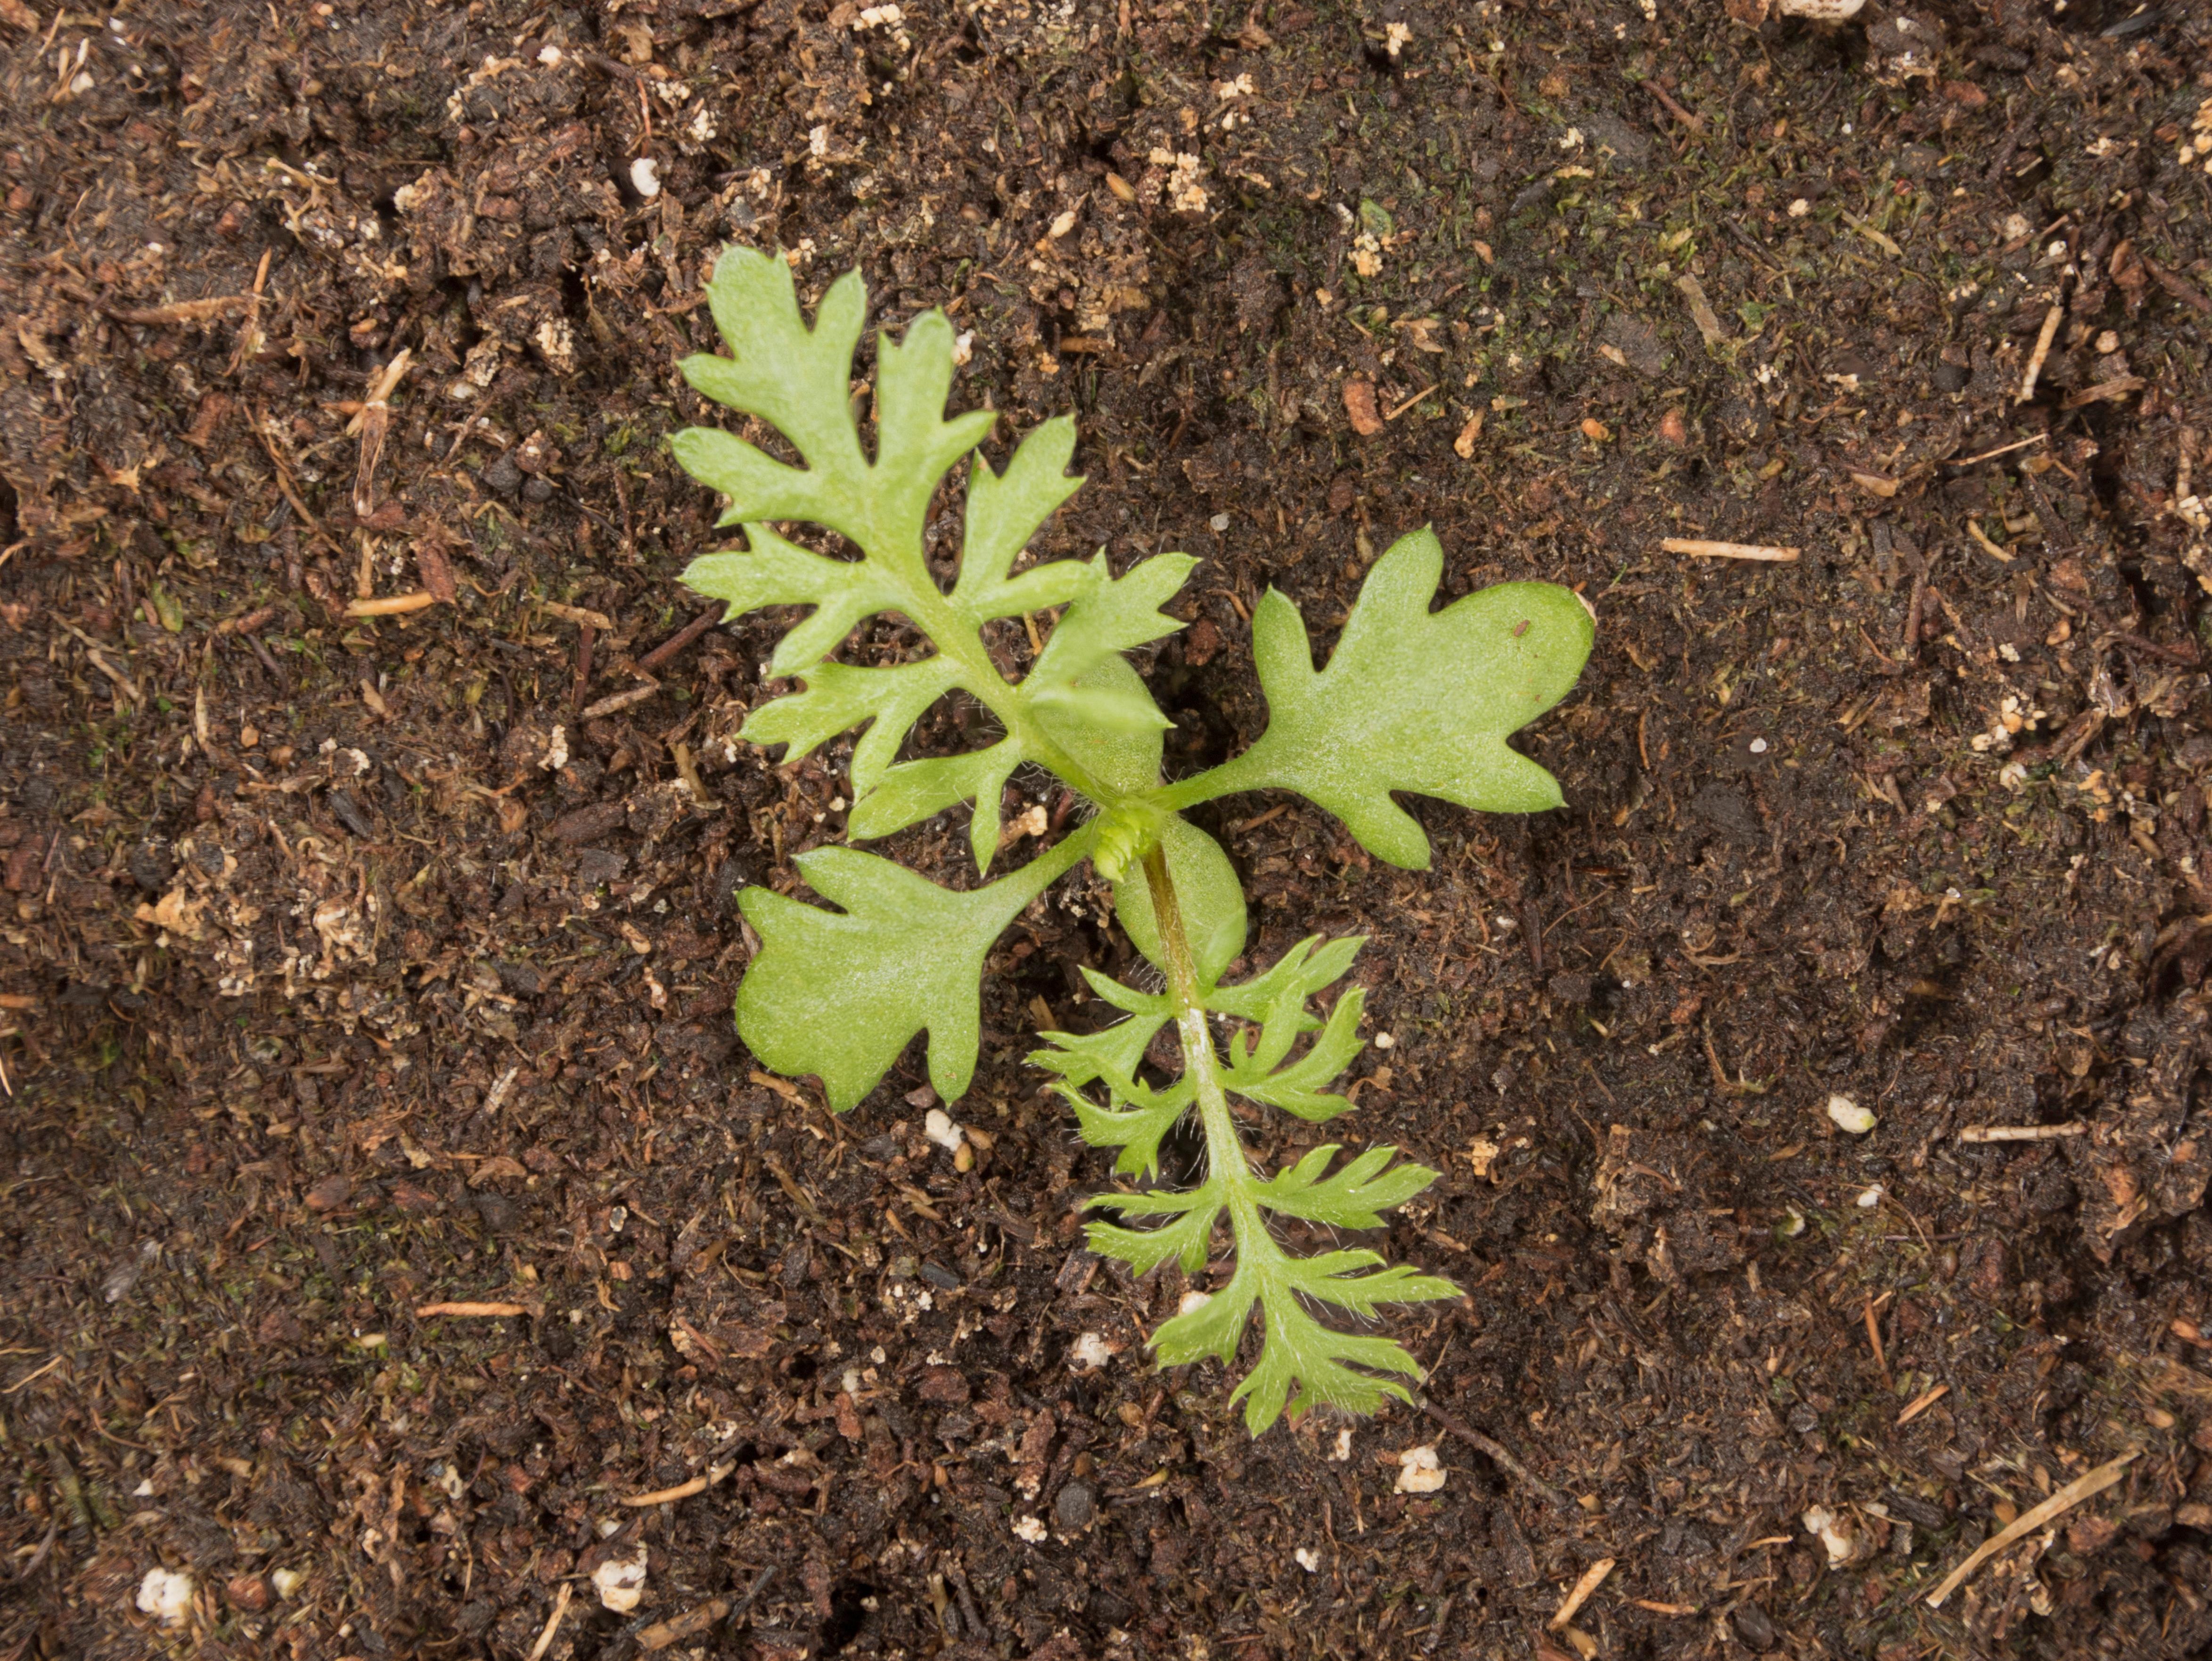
[672,247,1593,1434]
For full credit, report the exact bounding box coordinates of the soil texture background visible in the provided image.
[4,1,2212,1657]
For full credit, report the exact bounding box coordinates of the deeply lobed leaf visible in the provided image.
[1181,527,1594,869]
[672,246,1195,879]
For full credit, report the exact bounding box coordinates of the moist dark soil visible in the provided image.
[5,1,2212,1657]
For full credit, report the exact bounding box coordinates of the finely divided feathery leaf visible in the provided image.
[1038,937,1458,1433]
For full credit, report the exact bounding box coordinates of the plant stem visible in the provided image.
[1139,842,1279,1275]
[897,580,1118,807]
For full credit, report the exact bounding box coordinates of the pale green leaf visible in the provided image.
[846,740,1018,843]
[1062,1076,1194,1178]
[1028,551,1198,685]
[1291,1256,1462,1317]
[1086,1199,1218,1277]
[1227,1292,1433,1434]
[1228,983,1365,1121]
[681,523,907,677]
[1030,1010,1167,1099]
[735,838,1076,1110]
[1252,1144,1441,1229]
[952,416,1086,613]
[738,658,959,783]
[1187,528,1594,868]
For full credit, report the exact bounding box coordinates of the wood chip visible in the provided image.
[639,1596,732,1651]
[1925,1451,2138,1607]
[2018,303,2065,404]
[1896,1381,1949,1425]
[1841,210,1904,259]
[1343,378,1384,436]
[1453,412,1484,457]
[1966,520,2014,563]
[1957,1121,2087,1143]
[1850,471,1900,498]
[2061,374,2144,410]
[415,1301,528,1318]
[1949,433,2047,466]
[1661,538,1800,563]
[345,592,438,617]
[1549,1556,1615,1630]
[1385,383,1438,421]
[1675,274,1728,347]
[105,295,253,326]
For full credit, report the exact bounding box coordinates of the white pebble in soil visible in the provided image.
[1394,1445,1448,1494]
[136,1569,193,1626]
[1827,1094,1877,1135]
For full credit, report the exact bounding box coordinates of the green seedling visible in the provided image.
[672,247,1594,1434]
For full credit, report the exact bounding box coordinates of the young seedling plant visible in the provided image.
[672,247,1593,1435]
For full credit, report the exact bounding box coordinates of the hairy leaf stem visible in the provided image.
[1139,841,1285,1314]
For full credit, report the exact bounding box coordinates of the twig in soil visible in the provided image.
[1384,383,1438,421]
[1414,1396,1573,1512]
[526,1584,573,1661]
[1549,1557,1614,1630]
[1896,1382,1949,1425]
[1862,1295,1892,1393]
[1897,551,1931,672]
[344,592,436,618]
[349,349,412,519]
[1661,538,1799,562]
[572,623,596,710]
[637,608,722,673]
[1644,81,1703,133]
[415,1301,528,1318]
[252,407,346,560]
[1948,433,2048,467]
[2063,374,2145,410]
[2138,251,2211,315]
[2097,630,2200,667]
[226,247,272,377]
[945,1561,986,1639]
[15,1521,56,1581]
[620,1460,736,1508]
[1966,520,2014,563]
[1956,1121,2087,1143]
[104,294,254,326]
[1925,1450,2138,1608]
[3,1355,63,1394]
[579,681,661,722]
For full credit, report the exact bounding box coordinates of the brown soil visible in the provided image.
[5,1,2212,1657]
